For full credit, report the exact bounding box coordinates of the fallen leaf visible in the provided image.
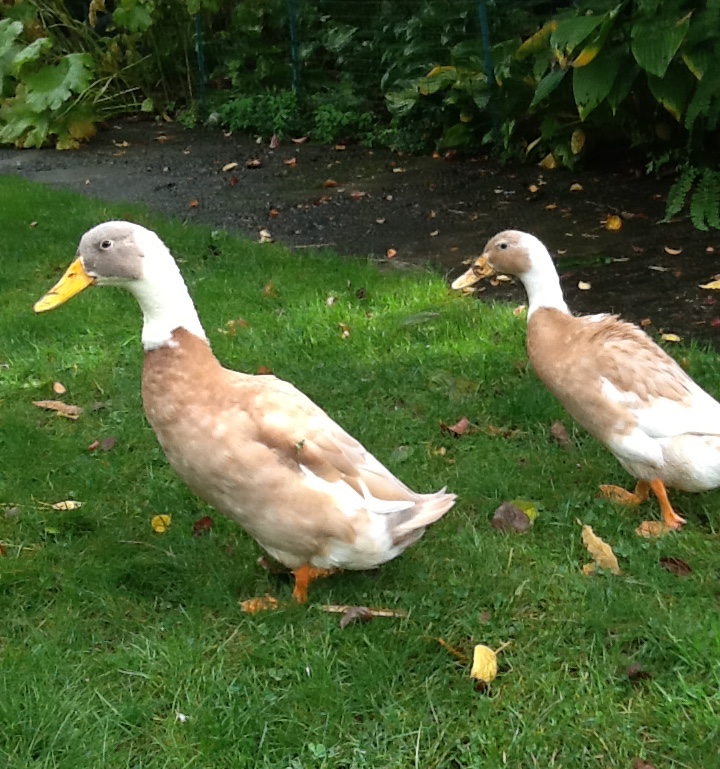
[51,500,82,511]
[699,279,720,290]
[581,524,621,574]
[664,246,682,255]
[491,502,530,534]
[175,711,189,723]
[269,134,280,149]
[470,645,497,683]
[570,129,586,155]
[661,333,682,342]
[151,514,171,533]
[509,499,539,522]
[569,183,583,192]
[256,365,273,375]
[99,436,117,452]
[32,400,83,420]
[322,179,338,188]
[604,215,623,231]
[513,304,527,316]
[321,604,408,619]
[52,381,66,395]
[539,153,557,169]
[240,595,279,613]
[640,318,652,327]
[339,606,374,629]
[440,416,471,437]
[325,295,336,307]
[222,161,238,172]
[262,280,277,298]
[349,190,366,201]
[192,515,214,537]
[633,759,657,769]
[659,556,692,576]
[87,439,100,451]
[375,217,386,224]
[386,248,397,258]
[545,203,558,210]
[635,520,672,538]
[228,175,238,187]
[291,136,308,144]
[246,158,262,169]
[706,246,715,253]
[627,662,652,681]
[339,322,350,339]
[189,199,199,208]
[269,208,279,217]
[283,157,298,167]
[528,184,539,194]
[258,229,273,244]
[549,420,572,449]
[334,144,346,151]
[392,167,406,174]
[577,281,591,290]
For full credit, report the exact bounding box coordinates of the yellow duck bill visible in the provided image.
[450,254,494,290]
[34,257,95,313]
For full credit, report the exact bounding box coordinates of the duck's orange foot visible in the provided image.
[599,480,650,506]
[291,564,336,603]
[649,479,686,530]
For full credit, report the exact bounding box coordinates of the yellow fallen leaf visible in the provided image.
[52,381,66,395]
[635,520,672,539]
[578,281,591,290]
[222,162,238,172]
[470,645,497,683]
[664,246,682,255]
[240,595,279,613]
[151,514,172,533]
[528,184,539,193]
[699,280,720,290]
[570,183,583,192]
[51,500,82,511]
[604,215,623,231]
[661,333,682,343]
[581,524,621,574]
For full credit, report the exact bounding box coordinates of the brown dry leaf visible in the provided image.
[604,215,623,231]
[269,208,279,217]
[283,157,298,167]
[334,144,346,151]
[660,556,692,576]
[33,400,83,420]
[339,606,374,629]
[222,161,238,172]
[192,515,214,537]
[470,645,498,683]
[581,524,621,574]
[627,662,652,682]
[664,246,682,255]
[258,229,273,243]
[349,190,366,201]
[528,184,540,194]
[699,279,720,290]
[256,365,273,375]
[440,416,471,437]
[240,595,279,613]
[322,179,338,188]
[321,604,408,619]
[635,520,672,538]
[661,333,682,343]
[246,158,262,169]
[545,203,558,211]
[491,502,530,534]
[513,304,527,317]
[151,514,171,533]
[87,439,100,451]
[339,323,350,339]
[577,281,591,290]
[436,637,469,664]
[51,500,82,511]
[269,134,280,149]
[189,199,199,209]
[386,248,397,258]
[291,136,308,144]
[640,318,652,328]
[569,183,583,192]
[549,420,572,449]
[52,381,66,395]
[633,759,657,769]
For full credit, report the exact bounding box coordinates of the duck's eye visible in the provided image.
[100,239,112,250]
[498,242,508,250]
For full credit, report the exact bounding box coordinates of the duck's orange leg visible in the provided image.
[649,478,686,530]
[599,480,651,506]
[291,564,335,603]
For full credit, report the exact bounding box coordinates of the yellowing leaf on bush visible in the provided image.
[470,645,497,683]
[151,514,172,533]
[51,499,82,511]
[570,128,586,154]
[581,524,620,575]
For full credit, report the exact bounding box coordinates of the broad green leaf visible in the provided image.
[385,87,419,116]
[573,50,621,119]
[631,15,691,77]
[113,1,153,33]
[25,53,94,112]
[551,15,605,55]
[571,6,621,68]
[530,69,566,107]
[606,59,639,114]
[11,37,51,74]
[0,19,23,59]
[439,122,471,149]
[0,92,51,147]
[419,66,457,96]
[647,63,693,121]
[682,46,712,80]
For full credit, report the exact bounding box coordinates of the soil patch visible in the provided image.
[2,120,720,346]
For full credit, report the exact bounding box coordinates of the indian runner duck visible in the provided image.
[34,221,456,601]
[451,229,720,530]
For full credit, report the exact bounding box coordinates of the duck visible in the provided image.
[34,221,456,601]
[451,229,720,530]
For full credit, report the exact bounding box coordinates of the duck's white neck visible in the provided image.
[520,243,569,319]
[126,258,207,351]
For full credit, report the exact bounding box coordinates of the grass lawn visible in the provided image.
[1,175,719,768]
